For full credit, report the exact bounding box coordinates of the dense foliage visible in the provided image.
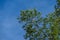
[18,0,60,40]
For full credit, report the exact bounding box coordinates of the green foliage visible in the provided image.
[18,0,60,40]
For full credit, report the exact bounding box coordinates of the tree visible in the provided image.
[46,0,60,40]
[18,9,49,40]
[18,0,60,40]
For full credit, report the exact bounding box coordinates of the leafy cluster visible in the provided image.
[18,0,60,40]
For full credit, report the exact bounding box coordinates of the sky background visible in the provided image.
[0,0,56,40]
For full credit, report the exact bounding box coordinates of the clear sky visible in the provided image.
[0,0,56,40]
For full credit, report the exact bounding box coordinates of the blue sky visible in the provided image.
[0,0,56,40]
